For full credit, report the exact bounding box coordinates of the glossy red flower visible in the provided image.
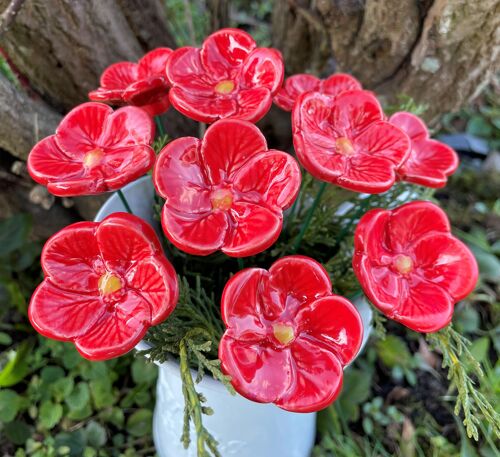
[274,73,361,111]
[153,119,300,257]
[219,255,363,412]
[389,112,459,188]
[353,201,478,333]
[165,28,284,123]
[293,90,410,193]
[29,213,179,361]
[27,102,155,197]
[89,48,173,116]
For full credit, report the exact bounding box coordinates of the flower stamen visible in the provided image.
[335,137,355,156]
[211,188,233,211]
[98,272,122,296]
[83,148,104,168]
[215,80,235,94]
[394,254,413,275]
[273,323,295,346]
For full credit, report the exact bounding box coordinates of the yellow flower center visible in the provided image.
[273,323,295,346]
[394,255,413,275]
[215,80,235,94]
[83,148,104,168]
[98,273,122,296]
[211,188,233,211]
[335,137,355,156]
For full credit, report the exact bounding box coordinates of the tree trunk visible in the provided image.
[0,0,176,110]
[272,0,500,123]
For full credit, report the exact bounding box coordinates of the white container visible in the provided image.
[95,176,372,457]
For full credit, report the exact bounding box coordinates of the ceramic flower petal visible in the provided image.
[274,74,321,111]
[166,28,284,123]
[74,290,151,361]
[353,201,478,333]
[218,338,292,404]
[219,255,363,412]
[390,112,459,188]
[161,207,230,256]
[89,48,172,116]
[274,338,344,413]
[274,73,361,112]
[27,102,155,197]
[153,119,300,257]
[153,137,212,213]
[321,74,362,98]
[222,202,282,257]
[293,90,410,193]
[28,213,178,361]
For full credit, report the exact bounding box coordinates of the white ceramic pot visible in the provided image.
[95,176,372,457]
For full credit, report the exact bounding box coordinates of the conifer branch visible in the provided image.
[427,325,500,440]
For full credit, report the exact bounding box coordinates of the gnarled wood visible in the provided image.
[272,0,500,123]
[0,73,60,161]
[0,0,175,110]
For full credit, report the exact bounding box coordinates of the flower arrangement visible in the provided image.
[25,27,498,455]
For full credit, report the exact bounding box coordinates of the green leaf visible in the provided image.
[65,382,90,411]
[0,340,33,387]
[98,406,124,428]
[84,421,107,447]
[337,368,373,422]
[90,378,115,409]
[41,365,65,383]
[469,336,490,363]
[466,115,493,138]
[0,214,32,257]
[4,420,32,445]
[39,401,63,429]
[376,335,413,369]
[51,376,75,402]
[0,331,12,345]
[131,357,157,385]
[454,306,480,333]
[0,389,22,422]
[126,409,153,437]
[66,403,92,421]
[468,245,500,282]
[54,431,86,457]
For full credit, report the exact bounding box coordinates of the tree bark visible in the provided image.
[272,0,500,123]
[0,73,60,161]
[0,0,176,111]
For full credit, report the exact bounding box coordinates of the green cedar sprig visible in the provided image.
[426,325,500,440]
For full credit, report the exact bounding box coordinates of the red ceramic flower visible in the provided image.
[293,90,410,193]
[165,28,284,123]
[89,48,173,116]
[27,102,155,197]
[29,213,179,361]
[219,255,363,412]
[153,119,300,257]
[353,201,478,333]
[274,73,361,111]
[389,112,459,188]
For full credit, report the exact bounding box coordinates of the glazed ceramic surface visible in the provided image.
[219,255,364,412]
[389,112,459,188]
[95,177,373,457]
[153,119,301,257]
[353,200,478,332]
[165,28,284,123]
[28,212,178,361]
[27,102,155,196]
[89,48,173,116]
[292,90,410,194]
[274,73,361,112]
